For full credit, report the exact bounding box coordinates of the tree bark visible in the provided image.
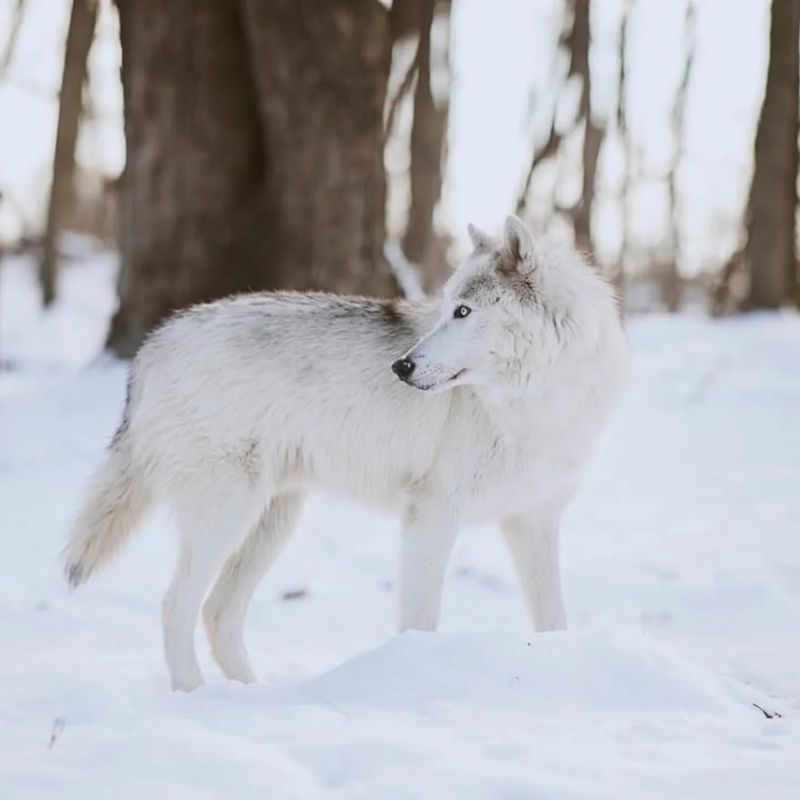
[240,0,394,295]
[108,0,396,357]
[745,0,800,309]
[108,0,269,355]
[40,0,98,306]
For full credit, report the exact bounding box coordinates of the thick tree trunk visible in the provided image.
[108,0,395,357]
[108,0,269,355]
[745,0,800,309]
[40,0,98,306]
[241,0,394,295]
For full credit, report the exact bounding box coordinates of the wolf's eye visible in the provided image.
[454,305,471,319]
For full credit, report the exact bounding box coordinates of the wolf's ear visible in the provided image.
[500,215,536,275]
[467,223,496,253]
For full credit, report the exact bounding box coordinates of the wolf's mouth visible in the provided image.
[409,369,466,392]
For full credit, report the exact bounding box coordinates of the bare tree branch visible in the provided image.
[384,40,421,144]
[516,123,562,215]
[515,1,572,216]
[0,0,25,74]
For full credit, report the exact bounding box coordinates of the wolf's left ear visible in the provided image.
[467,223,496,253]
[500,215,536,275]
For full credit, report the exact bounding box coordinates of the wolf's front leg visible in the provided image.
[502,513,567,631]
[399,494,458,632]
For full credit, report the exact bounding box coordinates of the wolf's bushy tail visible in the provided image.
[63,443,151,590]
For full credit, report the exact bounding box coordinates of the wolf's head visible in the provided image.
[392,215,618,393]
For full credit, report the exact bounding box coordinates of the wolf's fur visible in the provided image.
[64,215,629,691]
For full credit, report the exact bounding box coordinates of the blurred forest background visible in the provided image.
[0,0,798,357]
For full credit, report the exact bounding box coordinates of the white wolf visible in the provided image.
[64,215,629,691]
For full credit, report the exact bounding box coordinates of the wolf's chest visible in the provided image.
[445,428,580,523]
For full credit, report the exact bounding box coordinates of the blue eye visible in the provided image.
[454,305,471,319]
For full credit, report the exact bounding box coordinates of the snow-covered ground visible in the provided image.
[2,252,799,799]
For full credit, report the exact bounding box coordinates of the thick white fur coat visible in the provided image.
[64,216,629,691]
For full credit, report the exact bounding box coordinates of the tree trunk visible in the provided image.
[614,0,630,298]
[108,0,395,357]
[661,2,695,313]
[240,0,394,295]
[571,0,601,255]
[401,0,450,291]
[745,0,800,309]
[40,0,98,306]
[107,0,269,355]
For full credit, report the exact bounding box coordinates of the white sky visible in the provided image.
[0,0,772,275]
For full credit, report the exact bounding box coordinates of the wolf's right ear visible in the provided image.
[467,223,496,253]
[499,215,536,276]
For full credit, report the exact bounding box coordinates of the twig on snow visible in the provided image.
[752,702,782,720]
[48,717,66,750]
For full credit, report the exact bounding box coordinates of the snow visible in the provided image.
[2,251,800,798]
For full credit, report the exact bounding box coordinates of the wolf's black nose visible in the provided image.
[392,358,415,380]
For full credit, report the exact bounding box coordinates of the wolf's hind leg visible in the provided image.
[502,514,567,632]
[399,494,458,632]
[163,478,263,692]
[203,490,306,683]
